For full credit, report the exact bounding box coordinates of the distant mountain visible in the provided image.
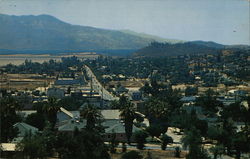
[0,14,173,53]
[190,41,225,49]
[120,30,184,44]
[133,41,221,57]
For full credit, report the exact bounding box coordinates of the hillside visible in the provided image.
[0,14,176,53]
[120,30,184,44]
[133,42,221,57]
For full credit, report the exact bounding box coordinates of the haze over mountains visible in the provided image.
[0,14,248,56]
[0,14,180,53]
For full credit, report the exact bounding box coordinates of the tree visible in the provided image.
[182,127,210,159]
[25,113,46,131]
[80,104,103,130]
[133,130,148,150]
[207,125,223,141]
[122,142,127,152]
[175,147,181,158]
[196,89,222,114]
[185,86,198,96]
[232,131,249,159]
[17,123,56,159]
[146,124,164,139]
[220,118,236,155]
[58,96,83,111]
[18,133,48,159]
[110,100,120,109]
[160,134,173,150]
[144,88,182,134]
[109,131,118,153]
[119,96,136,144]
[121,150,143,159]
[55,129,110,159]
[0,96,21,142]
[145,151,153,159]
[144,97,169,131]
[43,97,60,128]
[209,144,224,159]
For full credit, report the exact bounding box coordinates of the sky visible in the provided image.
[0,0,249,45]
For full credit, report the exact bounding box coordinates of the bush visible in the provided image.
[121,151,143,159]
[160,134,173,150]
[175,146,181,158]
[133,130,148,150]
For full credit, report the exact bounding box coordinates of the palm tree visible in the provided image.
[43,97,60,129]
[80,104,102,130]
[119,96,136,144]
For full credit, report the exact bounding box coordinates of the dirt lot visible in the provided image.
[110,148,187,159]
[0,74,55,90]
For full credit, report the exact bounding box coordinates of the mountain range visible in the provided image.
[0,14,181,54]
[0,14,248,56]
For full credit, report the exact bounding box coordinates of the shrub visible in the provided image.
[121,151,143,159]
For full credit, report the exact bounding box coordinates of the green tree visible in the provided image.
[144,97,169,131]
[220,118,236,155]
[209,144,224,159]
[55,129,110,159]
[0,96,21,142]
[109,131,119,153]
[119,96,136,144]
[18,133,48,159]
[58,96,83,111]
[43,97,60,128]
[182,127,210,159]
[196,89,222,114]
[121,150,143,159]
[146,124,164,139]
[185,86,198,96]
[175,146,181,158]
[207,125,223,141]
[232,130,249,159]
[80,104,103,130]
[133,130,148,150]
[17,123,56,159]
[160,134,173,150]
[25,113,46,131]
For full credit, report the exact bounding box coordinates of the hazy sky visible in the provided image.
[0,0,249,45]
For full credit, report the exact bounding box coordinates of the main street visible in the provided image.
[84,65,119,101]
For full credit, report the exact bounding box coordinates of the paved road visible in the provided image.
[84,65,118,101]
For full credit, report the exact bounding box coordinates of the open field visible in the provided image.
[0,74,55,90]
[0,53,99,66]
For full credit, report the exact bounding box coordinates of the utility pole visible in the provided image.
[90,75,93,97]
[101,86,104,107]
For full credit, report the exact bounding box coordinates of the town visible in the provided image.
[0,49,249,159]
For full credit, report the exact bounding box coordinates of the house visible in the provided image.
[56,108,144,142]
[0,143,22,158]
[54,78,81,86]
[129,91,142,101]
[115,85,128,95]
[103,119,141,142]
[47,87,64,99]
[101,109,120,119]
[16,110,37,119]
[180,96,196,103]
[12,122,39,143]
[58,119,86,134]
